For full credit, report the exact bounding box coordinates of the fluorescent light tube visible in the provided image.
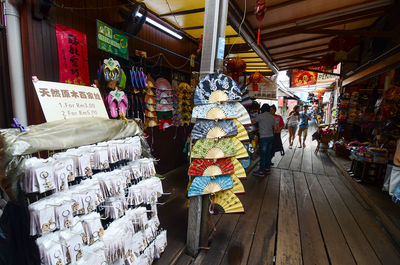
[137,12,183,40]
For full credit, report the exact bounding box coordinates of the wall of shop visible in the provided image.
[20,0,198,125]
[0,27,12,128]
[18,0,198,173]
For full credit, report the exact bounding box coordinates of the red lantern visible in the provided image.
[254,0,267,46]
[249,72,264,91]
[227,57,246,82]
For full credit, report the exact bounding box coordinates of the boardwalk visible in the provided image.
[173,127,400,265]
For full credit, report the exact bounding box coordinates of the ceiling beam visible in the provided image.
[280,63,322,70]
[159,8,205,17]
[260,0,392,32]
[182,25,205,30]
[260,9,384,39]
[246,0,305,15]
[301,28,400,39]
[265,36,332,50]
[272,48,330,60]
[275,56,322,62]
[270,43,329,56]
[226,34,239,38]
[259,1,392,40]
[225,43,252,54]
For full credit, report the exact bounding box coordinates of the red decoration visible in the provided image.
[290,69,318,87]
[249,72,264,91]
[254,0,267,21]
[227,57,246,82]
[56,25,90,86]
[254,0,267,46]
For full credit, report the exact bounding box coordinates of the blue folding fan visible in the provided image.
[192,103,237,120]
[188,175,234,197]
[192,120,238,139]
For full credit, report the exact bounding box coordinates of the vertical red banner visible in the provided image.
[56,25,90,86]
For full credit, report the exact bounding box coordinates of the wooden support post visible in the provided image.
[186,0,229,257]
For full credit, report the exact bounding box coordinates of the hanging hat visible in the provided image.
[155,78,172,90]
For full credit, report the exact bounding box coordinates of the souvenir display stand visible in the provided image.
[186,73,251,254]
[333,68,400,201]
[1,117,167,265]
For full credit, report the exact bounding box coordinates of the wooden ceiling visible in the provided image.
[231,0,394,70]
[143,0,394,72]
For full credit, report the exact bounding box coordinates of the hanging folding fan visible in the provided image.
[155,78,172,90]
[145,110,157,118]
[145,87,155,96]
[146,104,156,112]
[117,3,147,36]
[230,174,245,194]
[232,137,249,159]
[194,73,242,105]
[188,175,233,197]
[188,158,235,177]
[231,158,246,179]
[145,95,156,105]
[233,119,249,141]
[192,103,237,120]
[145,117,158,128]
[192,120,238,140]
[234,103,251,125]
[211,190,244,214]
[191,138,236,159]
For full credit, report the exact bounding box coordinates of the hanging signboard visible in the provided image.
[290,69,318,87]
[278,96,284,107]
[33,79,108,122]
[96,20,129,60]
[56,25,90,86]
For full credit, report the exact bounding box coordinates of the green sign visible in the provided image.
[96,20,129,60]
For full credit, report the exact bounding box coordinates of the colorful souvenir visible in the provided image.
[192,103,237,120]
[188,158,235,177]
[188,175,233,197]
[191,138,237,159]
[192,120,238,139]
[211,190,244,214]
[234,103,251,125]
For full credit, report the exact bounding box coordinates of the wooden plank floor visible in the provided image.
[192,125,400,265]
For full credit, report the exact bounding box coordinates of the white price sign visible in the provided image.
[33,80,109,122]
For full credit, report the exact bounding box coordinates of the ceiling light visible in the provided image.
[137,13,183,40]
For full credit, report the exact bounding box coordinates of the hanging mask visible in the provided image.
[101,58,122,84]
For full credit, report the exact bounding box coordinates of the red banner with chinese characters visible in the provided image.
[290,69,318,87]
[56,25,90,86]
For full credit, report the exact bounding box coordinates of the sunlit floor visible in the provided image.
[157,126,400,265]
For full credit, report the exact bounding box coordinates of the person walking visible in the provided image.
[298,105,312,148]
[253,104,276,177]
[286,105,300,149]
[270,105,285,156]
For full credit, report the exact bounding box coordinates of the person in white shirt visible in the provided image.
[286,105,300,149]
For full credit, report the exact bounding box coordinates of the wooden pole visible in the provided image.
[186,0,229,257]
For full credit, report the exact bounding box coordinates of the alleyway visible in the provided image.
[174,127,400,265]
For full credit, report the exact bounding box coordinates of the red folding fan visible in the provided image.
[188,158,235,177]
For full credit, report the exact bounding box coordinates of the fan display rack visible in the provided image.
[187,73,252,214]
[22,135,167,265]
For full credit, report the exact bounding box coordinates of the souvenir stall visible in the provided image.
[334,68,400,194]
[0,118,168,265]
[188,73,251,214]
[97,57,196,173]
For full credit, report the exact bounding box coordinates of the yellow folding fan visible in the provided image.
[230,174,245,194]
[211,190,244,214]
[231,158,246,179]
[233,119,249,141]
[232,137,249,159]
